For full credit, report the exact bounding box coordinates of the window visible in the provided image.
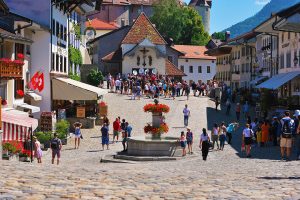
[56,21,59,37]
[137,56,140,66]
[60,55,63,72]
[168,56,173,63]
[51,53,54,71]
[60,24,63,39]
[0,83,7,100]
[17,25,21,34]
[198,66,202,73]
[180,65,184,72]
[207,66,211,73]
[148,56,152,66]
[280,54,284,69]
[52,19,55,35]
[63,27,67,41]
[15,43,24,59]
[14,79,24,99]
[189,66,193,73]
[294,51,298,67]
[288,32,290,40]
[246,63,249,73]
[286,51,291,68]
[121,18,125,27]
[242,64,245,73]
[281,33,284,43]
[242,47,246,57]
[64,57,67,73]
[26,45,30,55]
[56,54,59,71]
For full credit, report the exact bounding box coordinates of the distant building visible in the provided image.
[85,18,118,38]
[88,12,185,78]
[173,45,216,83]
[189,0,212,33]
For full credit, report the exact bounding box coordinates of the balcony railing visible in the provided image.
[0,60,23,79]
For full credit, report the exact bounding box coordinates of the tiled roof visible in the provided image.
[173,45,216,60]
[165,60,186,76]
[121,12,166,45]
[102,49,122,62]
[0,28,33,43]
[86,18,118,30]
[102,0,130,5]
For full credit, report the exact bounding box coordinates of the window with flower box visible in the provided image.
[14,79,24,99]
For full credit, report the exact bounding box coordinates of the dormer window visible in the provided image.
[148,56,152,66]
[17,25,21,34]
[137,56,140,66]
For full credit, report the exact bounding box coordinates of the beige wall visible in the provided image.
[122,47,166,75]
[95,30,113,38]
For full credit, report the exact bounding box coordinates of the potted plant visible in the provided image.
[18,150,31,162]
[56,120,70,145]
[35,132,52,150]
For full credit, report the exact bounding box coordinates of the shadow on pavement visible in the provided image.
[206,105,298,161]
[258,176,300,180]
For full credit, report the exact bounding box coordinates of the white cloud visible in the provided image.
[255,0,271,5]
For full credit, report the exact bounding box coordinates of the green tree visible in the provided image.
[151,0,210,45]
[87,69,104,87]
[212,32,225,41]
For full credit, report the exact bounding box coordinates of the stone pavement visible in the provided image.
[0,93,300,200]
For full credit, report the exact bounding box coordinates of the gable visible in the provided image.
[121,12,166,45]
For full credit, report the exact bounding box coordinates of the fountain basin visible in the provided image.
[127,136,181,157]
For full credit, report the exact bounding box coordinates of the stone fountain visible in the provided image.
[127,99,181,157]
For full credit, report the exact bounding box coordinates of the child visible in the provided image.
[180,131,187,156]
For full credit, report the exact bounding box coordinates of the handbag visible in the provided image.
[80,135,83,139]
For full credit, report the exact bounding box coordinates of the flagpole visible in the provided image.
[30,126,33,163]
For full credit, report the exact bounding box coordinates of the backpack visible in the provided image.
[226,125,234,133]
[282,118,292,137]
[51,139,59,150]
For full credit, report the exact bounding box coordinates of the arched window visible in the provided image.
[137,56,140,66]
[148,56,152,66]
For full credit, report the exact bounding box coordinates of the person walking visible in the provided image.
[243,101,249,119]
[225,99,231,115]
[180,131,187,156]
[121,130,128,152]
[33,136,43,163]
[186,84,190,100]
[235,103,241,121]
[242,124,254,158]
[226,122,238,145]
[215,96,220,111]
[50,133,62,165]
[113,118,120,143]
[126,122,133,138]
[186,127,193,154]
[183,104,190,127]
[271,117,281,146]
[73,122,82,149]
[211,123,220,150]
[200,128,210,161]
[219,122,227,151]
[261,120,270,147]
[296,115,300,160]
[280,111,295,161]
[101,123,110,150]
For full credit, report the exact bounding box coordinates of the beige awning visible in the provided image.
[52,78,108,100]
[26,91,42,101]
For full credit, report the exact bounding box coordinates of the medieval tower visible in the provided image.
[189,0,212,33]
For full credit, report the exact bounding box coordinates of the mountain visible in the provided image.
[223,0,300,38]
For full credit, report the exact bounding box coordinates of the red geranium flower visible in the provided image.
[17,53,24,60]
[1,99,7,105]
[17,90,24,97]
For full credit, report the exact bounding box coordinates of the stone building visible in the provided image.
[189,0,212,33]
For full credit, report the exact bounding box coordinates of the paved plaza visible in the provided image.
[1,93,300,200]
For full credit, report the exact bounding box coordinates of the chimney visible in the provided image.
[225,31,230,42]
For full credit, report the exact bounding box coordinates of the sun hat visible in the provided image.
[293,110,300,117]
[186,126,191,130]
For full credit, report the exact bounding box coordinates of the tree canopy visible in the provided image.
[150,0,210,46]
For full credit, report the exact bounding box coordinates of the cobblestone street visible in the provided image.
[1,93,300,200]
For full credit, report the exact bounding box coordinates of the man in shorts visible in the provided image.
[113,118,120,143]
[51,133,62,165]
[280,111,295,161]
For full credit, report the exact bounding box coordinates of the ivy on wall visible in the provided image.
[73,23,81,40]
[69,72,80,81]
[69,46,82,65]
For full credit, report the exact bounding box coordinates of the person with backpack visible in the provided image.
[280,111,295,161]
[51,133,62,165]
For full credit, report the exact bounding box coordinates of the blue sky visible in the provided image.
[184,0,270,34]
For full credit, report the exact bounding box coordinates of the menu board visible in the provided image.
[77,107,86,118]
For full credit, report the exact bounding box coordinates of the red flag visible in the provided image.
[30,72,39,90]
[37,73,44,92]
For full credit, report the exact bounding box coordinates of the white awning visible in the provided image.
[52,78,108,101]
[256,71,300,89]
[250,76,267,85]
[26,91,42,101]
[15,103,40,113]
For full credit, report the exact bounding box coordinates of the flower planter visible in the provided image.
[19,156,30,162]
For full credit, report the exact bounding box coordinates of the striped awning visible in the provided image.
[2,110,38,142]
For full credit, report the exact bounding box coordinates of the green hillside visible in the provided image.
[223,0,300,38]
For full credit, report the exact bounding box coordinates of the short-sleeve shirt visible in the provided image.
[183,108,190,116]
[201,133,209,141]
[186,131,193,141]
[243,128,253,138]
[101,126,109,137]
[113,121,120,131]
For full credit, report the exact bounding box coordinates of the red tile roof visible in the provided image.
[102,49,122,62]
[122,12,166,45]
[102,0,130,5]
[173,45,216,60]
[165,60,186,76]
[86,18,118,30]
